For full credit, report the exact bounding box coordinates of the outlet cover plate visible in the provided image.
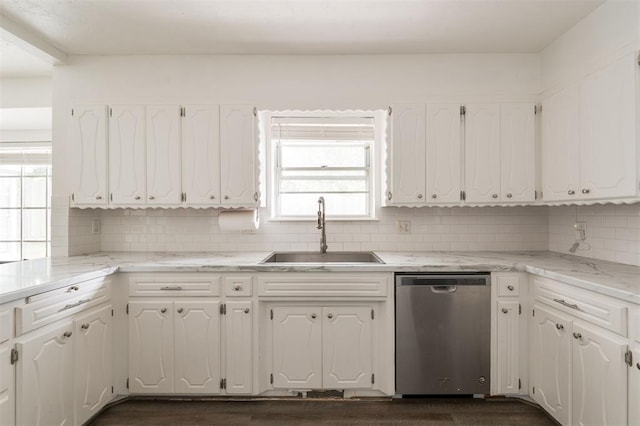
[397,220,411,234]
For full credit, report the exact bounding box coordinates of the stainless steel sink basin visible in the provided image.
[260,251,385,264]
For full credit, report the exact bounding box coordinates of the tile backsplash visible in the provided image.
[99,206,549,253]
[548,203,640,266]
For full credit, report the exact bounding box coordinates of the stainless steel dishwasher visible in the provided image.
[395,273,491,395]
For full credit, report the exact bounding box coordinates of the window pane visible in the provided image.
[23,166,49,177]
[23,177,47,207]
[280,143,367,168]
[280,193,368,217]
[0,242,20,262]
[280,179,367,193]
[0,209,20,240]
[23,242,47,260]
[23,209,47,241]
[0,165,21,176]
[0,178,21,207]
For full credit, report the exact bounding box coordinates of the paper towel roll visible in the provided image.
[218,210,259,232]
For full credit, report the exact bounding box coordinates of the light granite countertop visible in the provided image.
[1,251,638,305]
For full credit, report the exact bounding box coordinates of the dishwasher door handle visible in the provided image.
[431,285,457,293]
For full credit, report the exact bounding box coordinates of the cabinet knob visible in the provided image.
[311,313,317,319]
[81,323,90,330]
[506,193,512,198]
[234,285,242,291]
[254,192,259,202]
[177,308,183,313]
[224,195,229,200]
[501,308,509,314]
[581,188,590,194]
[572,332,582,340]
[327,313,333,319]
[135,195,141,200]
[507,285,514,291]
[210,195,215,200]
[417,194,423,199]
[387,192,392,201]
[556,323,564,330]
[244,308,250,314]
[637,362,640,370]
[160,308,167,314]
[96,195,102,200]
[63,331,72,338]
[568,190,575,195]
[431,194,437,199]
[149,195,155,200]
[68,285,79,292]
[492,194,498,199]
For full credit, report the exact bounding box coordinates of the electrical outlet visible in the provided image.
[397,220,411,234]
[573,222,586,240]
[91,219,101,234]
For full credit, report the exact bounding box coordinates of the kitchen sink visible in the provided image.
[260,251,385,264]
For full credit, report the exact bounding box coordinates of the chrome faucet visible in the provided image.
[317,197,328,253]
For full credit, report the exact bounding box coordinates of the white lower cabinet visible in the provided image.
[270,305,374,390]
[224,301,253,394]
[16,321,75,426]
[530,302,628,426]
[74,305,113,424]
[629,340,640,426]
[495,300,521,394]
[0,344,15,426]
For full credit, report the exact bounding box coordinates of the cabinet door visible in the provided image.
[182,105,220,205]
[541,85,580,202]
[220,105,258,206]
[530,304,571,426]
[495,301,520,395]
[579,54,637,199]
[17,322,74,426]
[225,301,253,394]
[388,104,426,205]
[174,301,221,394]
[571,321,627,426]
[629,340,640,426]
[129,301,174,393]
[109,105,146,204]
[500,104,536,202]
[70,105,108,205]
[146,105,182,205]
[0,345,15,426]
[74,305,113,425]
[271,306,322,389]
[322,306,373,389]
[426,104,461,204]
[464,104,501,203]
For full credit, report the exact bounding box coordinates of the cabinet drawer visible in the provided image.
[533,276,628,336]
[495,274,521,297]
[16,279,111,335]
[26,276,107,304]
[258,274,388,297]
[0,310,11,344]
[129,274,221,296]
[224,276,253,297]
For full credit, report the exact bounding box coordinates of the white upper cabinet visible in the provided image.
[426,104,461,204]
[464,104,501,203]
[388,104,427,205]
[500,104,536,202]
[70,105,108,205]
[220,105,258,207]
[109,105,146,205]
[579,54,638,200]
[146,105,182,205]
[182,105,221,205]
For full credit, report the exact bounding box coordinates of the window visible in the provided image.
[268,114,376,219]
[0,145,52,262]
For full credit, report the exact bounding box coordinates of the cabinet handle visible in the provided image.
[507,285,514,291]
[234,285,242,291]
[96,195,102,200]
[327,313,333,319]
[573,332,582,340]
[431,194,437,199]
[149,195,155,200]
[492,194,498,199]
[63,331,72,338]
[311,313,317,319]
[254,192,259,202]
[160,308,167,314]
[568,190,575,195]
[637,363,640,370]
[161,286,183,291]
[506,193,512,198]
[81,323,90,330]
[555,323,564,330]
[224,195,229,200]
[501,308,509,314]
[59,298,92,312]
[553,298,583,312]
[417,194,423,199]
[177,308,184,313]
[581,188,590,194]
[134,195,141,200]
[244,308,250,314]
[67,285,79,292]
[210,195,215,200]
[387,192,392,201]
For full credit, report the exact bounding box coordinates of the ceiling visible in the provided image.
[0,0,605,57]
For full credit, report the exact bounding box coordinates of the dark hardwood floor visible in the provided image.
[89,397,556,425]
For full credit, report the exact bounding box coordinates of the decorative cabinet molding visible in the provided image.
[146,105,182,205]
[426,104,461,204]
[464,104,501,203]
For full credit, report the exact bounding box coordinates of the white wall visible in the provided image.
[0,77,52,108]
